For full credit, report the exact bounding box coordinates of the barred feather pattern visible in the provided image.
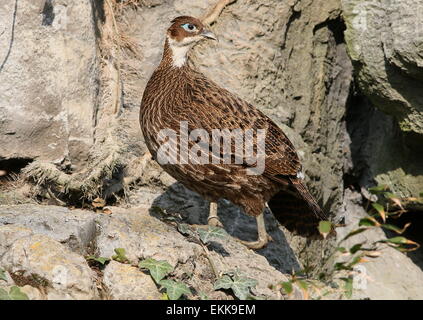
[140,17,329,237]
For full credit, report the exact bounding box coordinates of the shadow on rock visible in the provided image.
[148,182,302,274]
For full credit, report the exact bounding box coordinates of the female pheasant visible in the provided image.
[140,16,329,249]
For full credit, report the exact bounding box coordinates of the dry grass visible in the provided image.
[0,173,37,205]
[24,0,140,203]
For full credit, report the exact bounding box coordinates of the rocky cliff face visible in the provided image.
[0,0,99,169]
[342,0,423,198]
[0,0,422,300]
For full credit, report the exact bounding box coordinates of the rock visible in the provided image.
[0,267,15,286]
[95,206,200,267]
[0,205,98,255]
[341,0,423,198]
[103,261,161,300]
[0,204,296,300]
[0,285,43,300]
[128,185,301,274]
[0,0,99,169]
[0,224,33,257]
[342,0,423,135]
[19,285,44,300]
[95,205,295,299]
[346,99,423,198]
[0,0,422,301]
[336,190,423,300]
[0,234,98,300]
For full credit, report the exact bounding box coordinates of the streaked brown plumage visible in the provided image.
[140,16,329,247]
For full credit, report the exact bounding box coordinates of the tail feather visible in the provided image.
[268,178,332,238]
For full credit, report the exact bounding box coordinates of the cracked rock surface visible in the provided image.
[0,205,295,300]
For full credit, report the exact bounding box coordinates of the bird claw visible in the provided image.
[238,234,273,250]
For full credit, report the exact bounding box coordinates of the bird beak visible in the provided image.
[201,29,217,41]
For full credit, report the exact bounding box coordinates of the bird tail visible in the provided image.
[267,178,333,238]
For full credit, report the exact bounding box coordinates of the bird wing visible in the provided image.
[168,72,302,177]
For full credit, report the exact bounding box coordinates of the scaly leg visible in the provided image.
[238,213,272,250]
[207,201,223,227]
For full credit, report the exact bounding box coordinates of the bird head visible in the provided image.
[166,16,217,68]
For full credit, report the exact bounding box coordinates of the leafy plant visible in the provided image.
[214,271,258,300]
[177,223,197,237]
[86,256,111,266]
[139,258,174,283]
[197,226,228,244]
[318,221,333,239]
[279,270,325,300]
[112,248,130,263]
[0,286,29,300]
[159,279,191,300]
[139,257,192,300]
[0,268,7,282]
[340,277,353,299]
[280,185,420,300]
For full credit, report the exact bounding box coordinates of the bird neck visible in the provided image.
[160,38,191,69]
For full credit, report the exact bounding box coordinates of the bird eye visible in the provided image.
[181,23,197,32]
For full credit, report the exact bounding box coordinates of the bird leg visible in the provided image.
[238,213,272,250]
[207,201,223,227]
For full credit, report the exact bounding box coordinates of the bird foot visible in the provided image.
[207,216,223,228]
[238,234,273,250]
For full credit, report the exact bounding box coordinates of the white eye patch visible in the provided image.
[181,23,197,32]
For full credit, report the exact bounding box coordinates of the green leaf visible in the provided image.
[379,237,420,252]
[297,280,309,290]
[368,185,388,194]
[349,243,364,254]
[281,281,293,295]
[348,255,365,267]
[161,292,170,300]
[9,286,29,300]
[86,256,111,266]
[159,279,191,300]
[385,236,410,245]
[0,288,9,300]
[112,248,129,263]
[197,226,227,244]
[139,258,174,283]
[341,277,353,299]
[0,268,7,282]
[371,203,386,222]
[336,247,347,253]
[334,262,352,271]
[381,223,410,234]
[213,275,233,290]
[177,223,196,237]
[342,228,368,241]
[359,217,379,227]
[214,273,258,300]
[384,192,396,199]
[0,286,29,300]
[318,221,332,238]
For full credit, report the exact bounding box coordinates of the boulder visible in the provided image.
[0,204,296,300]
[342,0,423,197]
[0,233,99,300]
[0,0,99,169]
